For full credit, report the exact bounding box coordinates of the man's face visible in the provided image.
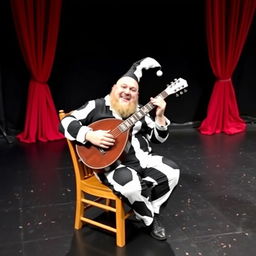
[110,77,139,118]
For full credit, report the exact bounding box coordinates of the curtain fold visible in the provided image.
[199,0,256,135]
[11,0,64,142]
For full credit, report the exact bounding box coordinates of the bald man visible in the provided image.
[59,58,180,241]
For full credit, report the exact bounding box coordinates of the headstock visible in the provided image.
[165,78,188,97]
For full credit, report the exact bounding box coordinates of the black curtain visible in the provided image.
[0,65,6,132]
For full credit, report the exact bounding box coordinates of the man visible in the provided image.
[59,57,180,241]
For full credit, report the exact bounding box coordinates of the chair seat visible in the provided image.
[81,175,119,199]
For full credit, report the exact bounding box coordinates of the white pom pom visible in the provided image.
[156,70,163,77]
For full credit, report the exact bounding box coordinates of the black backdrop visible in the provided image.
[1,0,256,135]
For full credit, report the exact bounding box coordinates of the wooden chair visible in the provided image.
[59,110,132,247]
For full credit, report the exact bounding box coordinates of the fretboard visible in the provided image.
[116,89,169,134]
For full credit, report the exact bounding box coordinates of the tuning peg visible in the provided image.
[176,93,179,97]
[184,89,188,93]
[180,91,183,95]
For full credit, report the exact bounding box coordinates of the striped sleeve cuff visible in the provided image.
[76,126,92,144]
[155,117,170,130]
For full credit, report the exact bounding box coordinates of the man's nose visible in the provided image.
[124,88,130,94]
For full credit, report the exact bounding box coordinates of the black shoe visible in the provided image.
[150,214,167,241]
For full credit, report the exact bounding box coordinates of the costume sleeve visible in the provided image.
[144,115,170,143]
[59,100,96,144]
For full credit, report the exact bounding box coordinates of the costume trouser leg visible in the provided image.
[99,155,180,226]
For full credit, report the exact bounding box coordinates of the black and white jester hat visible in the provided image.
[122,57,163,82]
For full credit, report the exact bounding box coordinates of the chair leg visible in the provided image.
[74,190,84,229]
[115,198,126,247]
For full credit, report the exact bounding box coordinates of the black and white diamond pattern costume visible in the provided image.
[59,94,180,226]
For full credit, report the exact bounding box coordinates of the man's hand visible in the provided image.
[150,97,167,126]
[85,130,115,148]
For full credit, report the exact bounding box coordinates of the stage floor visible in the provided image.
[1,125,256,256]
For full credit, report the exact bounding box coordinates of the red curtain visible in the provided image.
[11,0,64,142]
[199,0,256,135]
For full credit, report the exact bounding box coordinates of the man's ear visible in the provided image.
[111,84,116,90]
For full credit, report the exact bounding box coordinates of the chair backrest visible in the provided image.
[58,110,94,181]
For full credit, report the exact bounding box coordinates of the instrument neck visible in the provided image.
[115,89,168,134]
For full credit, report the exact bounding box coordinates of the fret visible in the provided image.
[124,120,130,128]
[126,118,133,126]
[133,113,140,120]
[148,102,154,110]
[123,122,128,130]
[146,105,151,111]
[137,110,144,117]
[129,115,137,123]
[144,103,154,112]
[144,105,149,112]
[119,123,128,132]
[139,107,144,115]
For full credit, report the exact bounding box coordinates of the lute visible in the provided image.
[76,77,188,170]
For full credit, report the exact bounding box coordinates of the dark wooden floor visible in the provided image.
[1,125,256,256]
